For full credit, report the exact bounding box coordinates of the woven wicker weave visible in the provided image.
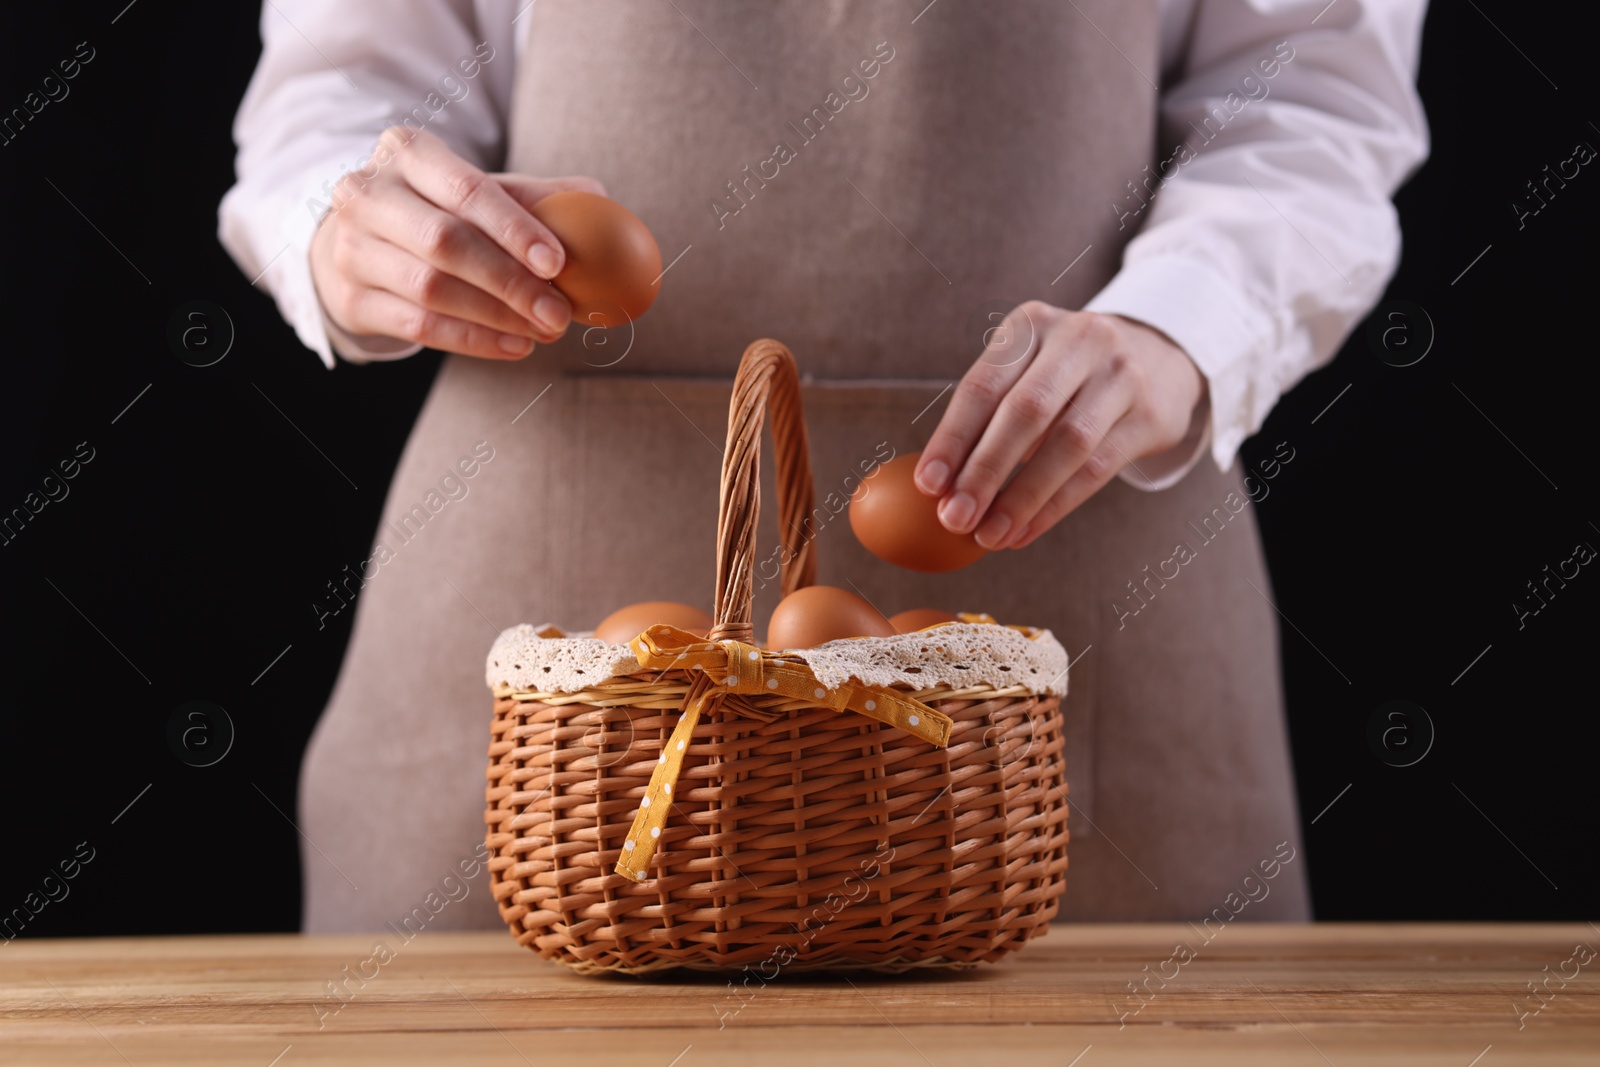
[484,339,1069,974]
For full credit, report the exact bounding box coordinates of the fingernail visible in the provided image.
[975,511,1011,550]
[916,459,949,495]
[499,333,534,355]
[529,243,561,279]
[939,491,976,533]
[532,292,568,333]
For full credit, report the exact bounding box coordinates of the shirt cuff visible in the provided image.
[1118,388,1213,492]
[218,185,332,370]
[1083,253,1277,483]
[219,168,425,370]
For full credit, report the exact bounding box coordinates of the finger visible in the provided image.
[914,300,1047,497]
[495,173,609,207]
[385,126,568,279]
[1007,431,1140,550]
[353,182,571,337]
[975,371,1137,549]
[335,228,557,341]
[938,321,1097,538]
[351,288,538,361]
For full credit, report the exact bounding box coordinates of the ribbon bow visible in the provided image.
[613,624,954,881]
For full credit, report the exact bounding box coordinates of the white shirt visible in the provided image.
[218,0,1429,489]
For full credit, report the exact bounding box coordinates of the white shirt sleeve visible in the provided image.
[216,0,523,369]
[1087,0,1430,490]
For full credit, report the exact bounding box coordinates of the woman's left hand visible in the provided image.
[914,302,1207,550]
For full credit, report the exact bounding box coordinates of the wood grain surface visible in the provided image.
[2,924,1596,1065]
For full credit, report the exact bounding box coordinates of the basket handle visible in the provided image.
[708,339,817,643]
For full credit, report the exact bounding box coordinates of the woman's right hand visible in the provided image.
[309,126,606,360]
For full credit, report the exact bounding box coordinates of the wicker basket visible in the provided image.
[484,339,1069,974]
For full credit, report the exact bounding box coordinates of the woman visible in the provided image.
[220,0,1428,931]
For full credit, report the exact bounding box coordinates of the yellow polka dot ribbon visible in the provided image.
[614,624,954,882]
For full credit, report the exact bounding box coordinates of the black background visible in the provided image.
[1,1,1594,938]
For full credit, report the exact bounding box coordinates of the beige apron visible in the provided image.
[299,0,1311,932]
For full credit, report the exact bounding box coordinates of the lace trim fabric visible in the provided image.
[486,621,1069,697]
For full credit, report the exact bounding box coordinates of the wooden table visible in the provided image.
[3,924,1596,1065]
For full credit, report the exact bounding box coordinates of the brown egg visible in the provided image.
[766,586,895,649]
[593,601,712,644]
[889,608,961,634]
[850,451,987,573]
[529,191,662,327]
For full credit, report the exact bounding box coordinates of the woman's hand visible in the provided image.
[309,126,606,360]
[914,302,1207,549]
